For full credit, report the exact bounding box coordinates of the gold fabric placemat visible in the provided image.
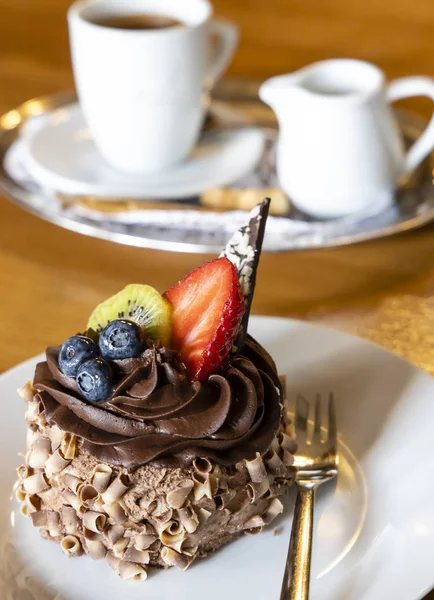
[312,294,434,376]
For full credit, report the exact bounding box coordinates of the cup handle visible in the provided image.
[205,19,239,90]
[387,76,434,174]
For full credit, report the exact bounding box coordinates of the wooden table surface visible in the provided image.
[2,0,434,596]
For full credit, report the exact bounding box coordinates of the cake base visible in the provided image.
[16,382,296,580]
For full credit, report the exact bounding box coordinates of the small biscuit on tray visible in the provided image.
[59,187,290,216]
[58,195,185,213]
[200,187,290,216]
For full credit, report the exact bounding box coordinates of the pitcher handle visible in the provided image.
[205,19,239,91]
[387,76,434,174]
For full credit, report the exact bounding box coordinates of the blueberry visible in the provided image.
[76,358,112,403]
[59,336,98,377]
[99,319,142,360]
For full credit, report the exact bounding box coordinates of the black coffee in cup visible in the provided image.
[88,14,184,30]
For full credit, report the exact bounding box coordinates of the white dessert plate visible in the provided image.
[21,103,266,199]
[1,316,434,600]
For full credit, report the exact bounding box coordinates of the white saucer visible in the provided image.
[22,103,266,199]
[2,316,434,599]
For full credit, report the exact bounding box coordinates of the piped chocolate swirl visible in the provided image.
[33,336,283,471]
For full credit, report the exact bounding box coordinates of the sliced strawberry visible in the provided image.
[164,257,245,381]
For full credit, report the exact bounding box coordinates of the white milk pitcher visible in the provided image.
[260,59,434,218]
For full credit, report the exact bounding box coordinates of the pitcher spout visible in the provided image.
[259,74,300,110]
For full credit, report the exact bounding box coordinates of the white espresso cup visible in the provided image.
[68,0,238,173]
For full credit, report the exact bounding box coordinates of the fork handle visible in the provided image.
[280,483,315,600]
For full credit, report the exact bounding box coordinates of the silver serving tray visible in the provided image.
[1,88,434,254]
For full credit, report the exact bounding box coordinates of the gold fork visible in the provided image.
[280,393,338,600]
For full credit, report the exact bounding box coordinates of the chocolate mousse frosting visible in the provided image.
[32,336,283,471]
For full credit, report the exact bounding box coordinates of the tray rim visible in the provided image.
[1,89,434,254]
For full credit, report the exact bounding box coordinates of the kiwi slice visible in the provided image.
[87,284,172,347]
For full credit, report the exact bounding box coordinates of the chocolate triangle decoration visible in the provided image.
[220,198,270,351]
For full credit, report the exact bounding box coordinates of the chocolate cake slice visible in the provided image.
[15,202,296,580]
